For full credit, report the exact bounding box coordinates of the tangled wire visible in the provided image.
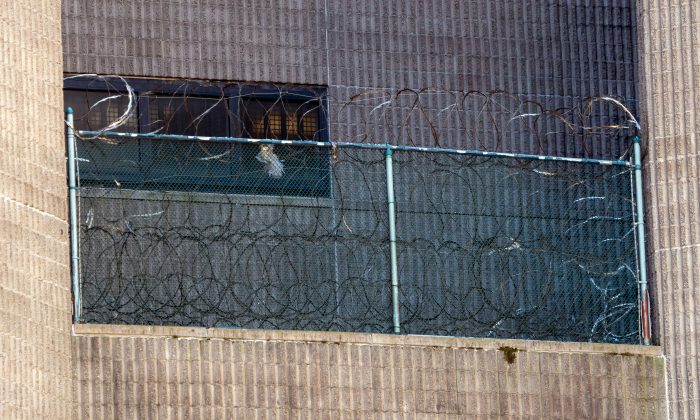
[67,75,641,343]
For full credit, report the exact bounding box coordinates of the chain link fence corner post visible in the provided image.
[66,107,81,322]
[633,135,652,345]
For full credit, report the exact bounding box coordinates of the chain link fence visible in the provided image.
[72,134,639,343]
[66,76,643,343]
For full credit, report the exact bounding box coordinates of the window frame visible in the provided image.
[65,77,329,140]
[64,76,330,197]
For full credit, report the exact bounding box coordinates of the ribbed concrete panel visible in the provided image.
[0,0,73,419]
[61,0,327,85]
[326,0,636,98]
[637,1,700,419]
[61,0,639,160]
[327,84,632,157]
[73,325,666,419]
[62,1,636,102]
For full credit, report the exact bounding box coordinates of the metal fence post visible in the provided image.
[633,135,652,345]
[66,108,81,322]
[385,147,400,333]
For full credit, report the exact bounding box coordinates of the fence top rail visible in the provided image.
[75,129,633,167]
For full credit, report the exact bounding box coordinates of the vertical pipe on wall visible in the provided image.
[66,108,81,322]
[385,148,400,333]
[633,135,651,345]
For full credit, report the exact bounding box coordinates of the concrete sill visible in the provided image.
[73,323,662,357]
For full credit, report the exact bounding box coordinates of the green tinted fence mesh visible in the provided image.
[73,137,638,343]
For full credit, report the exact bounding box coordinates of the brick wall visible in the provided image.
[74,325,666,419]
[62,1,636,97]
[637,1,700,419]
[0,0,73,418]
[62,0,638,157]
[58,1,682,418]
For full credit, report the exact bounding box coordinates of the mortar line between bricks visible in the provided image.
[0,193,67,223]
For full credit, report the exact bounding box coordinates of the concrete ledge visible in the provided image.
[73,323,662,356]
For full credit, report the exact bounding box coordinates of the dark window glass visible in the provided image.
[64,90,137,132]
[144,140,239,192]
[64,90,144,184]
[141,96,232,191]
[242,98,320,140]
[64,80,328,197]
[239,98,328,196]
[146,96,229,136]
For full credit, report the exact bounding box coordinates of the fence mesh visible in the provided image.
[78,143,391,332]
[67,75,641,343]
[74,137,638,343]
[391,152,636,342]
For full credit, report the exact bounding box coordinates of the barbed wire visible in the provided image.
[66,75,641,343]
[65,75,639,155]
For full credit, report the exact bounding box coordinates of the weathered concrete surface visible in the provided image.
[0,0,73,419]
[56,1,683,418]
[637,1,700,419]
[61,1,637,101]
[74,324,665,419]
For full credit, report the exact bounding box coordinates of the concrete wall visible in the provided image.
[62,1,636,96]
[637,1,700,419]
[0,0,73,418]
[59,1,681,418]
[62,0,638,156]
[74,325,666,419]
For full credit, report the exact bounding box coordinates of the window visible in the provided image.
[64,77,330,197]
[241,98,319,140]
